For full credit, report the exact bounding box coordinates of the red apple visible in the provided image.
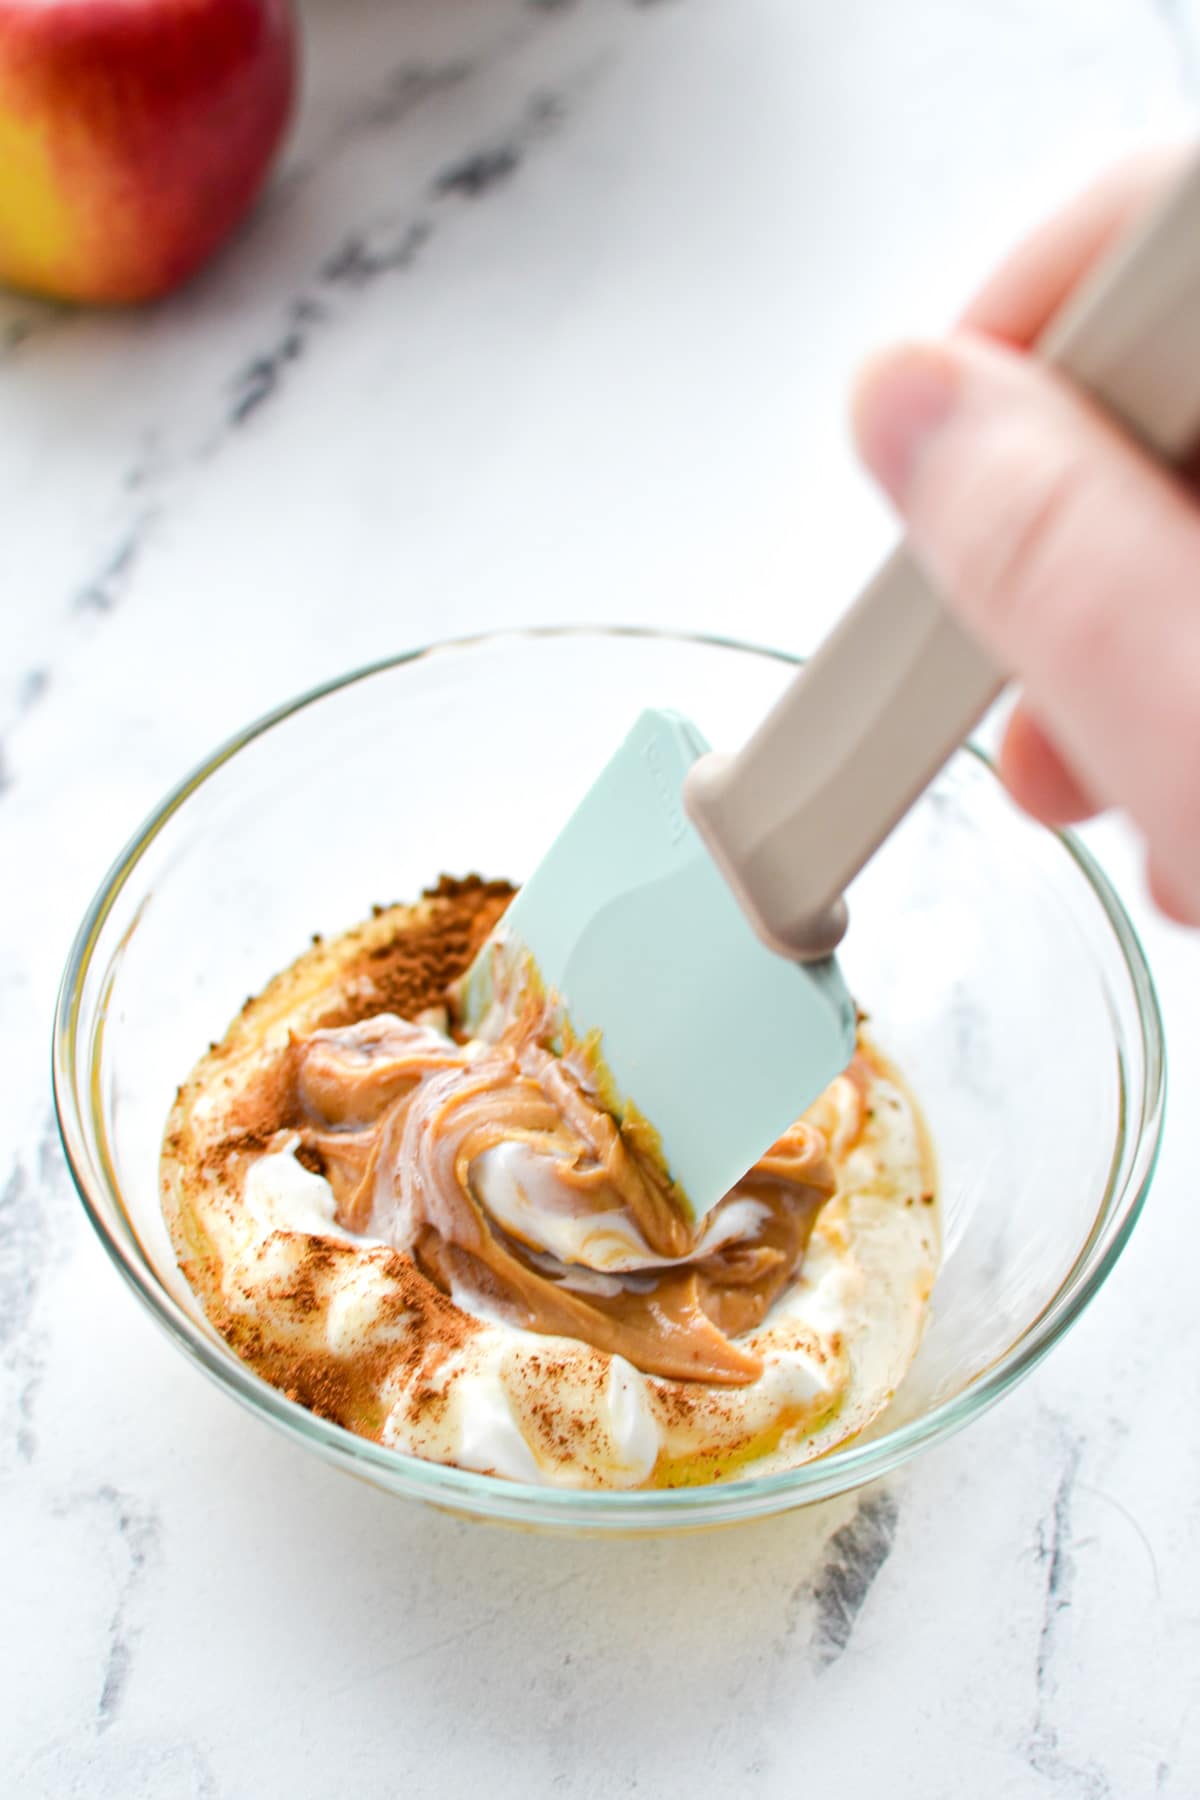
[0,0,297,304]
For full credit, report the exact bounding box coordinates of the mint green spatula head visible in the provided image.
[460,709,856,1222]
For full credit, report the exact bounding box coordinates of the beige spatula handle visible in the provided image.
[686,148,1200,960]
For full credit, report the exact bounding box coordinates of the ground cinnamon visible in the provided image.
[189,876,516,1436]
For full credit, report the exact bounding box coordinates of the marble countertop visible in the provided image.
[4,2,1200,1794]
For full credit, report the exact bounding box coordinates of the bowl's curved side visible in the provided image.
[51,628,1167,1532]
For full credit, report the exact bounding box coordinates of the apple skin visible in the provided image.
[0,0,297,304]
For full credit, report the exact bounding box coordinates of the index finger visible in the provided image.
[960,149,1184,346]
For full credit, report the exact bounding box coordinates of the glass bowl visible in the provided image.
[53,628,1165,1532]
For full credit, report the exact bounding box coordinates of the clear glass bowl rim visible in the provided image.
[52,626,1167,1529]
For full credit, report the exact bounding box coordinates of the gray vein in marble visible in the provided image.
[60,432,170,617]
[1025,1426,1114,1799]
[1034,1438,1080,1694]
[1,1108,79,1461]
[269,0,598,209]
[810,1487,899,1666]
[18,666,50,710]
[275,59,476,199]
[432,87,564,198]
[0,663,52,804]
[0,296,64,365]
[224,86,569,434]
[120,428,171,497]
[228,297,325,428]
[73,521,154,615]
[0,1116,74,1464]
[2,316,33,358]
[55,1484,163,1731]
[0,1135,42,1459]
[320,222,432,294]
[436,144,524,198]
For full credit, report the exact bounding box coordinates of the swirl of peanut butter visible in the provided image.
[289,999,837,1386]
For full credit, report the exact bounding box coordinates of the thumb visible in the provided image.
[852,332,1200,919]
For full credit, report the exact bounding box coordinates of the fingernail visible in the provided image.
[851,341,960,506]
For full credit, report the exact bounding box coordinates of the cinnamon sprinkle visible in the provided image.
[189,876,515,1437]
[315,874,514,1032]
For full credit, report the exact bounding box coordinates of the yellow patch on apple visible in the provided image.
[0,107,75,294]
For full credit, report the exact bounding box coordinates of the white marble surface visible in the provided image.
[4,1,1200,1794]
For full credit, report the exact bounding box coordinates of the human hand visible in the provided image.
[852,154,1200,925]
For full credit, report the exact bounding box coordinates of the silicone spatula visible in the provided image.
[464,148,1200,1223]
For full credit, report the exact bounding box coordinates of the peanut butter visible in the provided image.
[288,989,837,1385]
[162,878,941,1489]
